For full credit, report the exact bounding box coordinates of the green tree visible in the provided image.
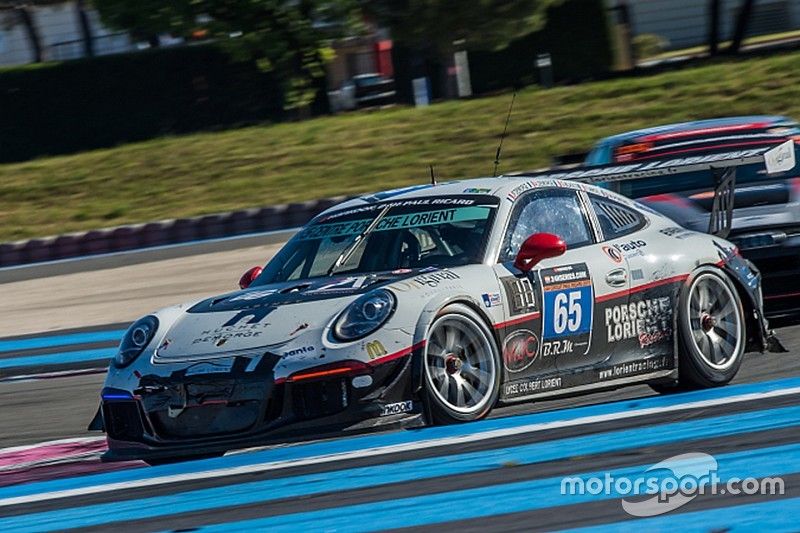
[366,0,561,52]
[364,0,562,92]
[92,0,360,110]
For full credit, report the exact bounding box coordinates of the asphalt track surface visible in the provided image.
[2,241,800,530]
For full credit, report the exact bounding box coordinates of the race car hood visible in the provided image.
[151,269,431,362]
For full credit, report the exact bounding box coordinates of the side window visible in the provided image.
[500,189,592,262]
[589,195,646,240]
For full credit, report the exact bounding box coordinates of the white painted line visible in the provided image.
[3,385,800,508]
[0,367,106,384]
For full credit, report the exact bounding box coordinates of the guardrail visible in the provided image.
[0,196,354,269]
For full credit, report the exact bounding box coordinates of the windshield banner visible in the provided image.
[298,206,491,241]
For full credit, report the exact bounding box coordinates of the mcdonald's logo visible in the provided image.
[366,340,388,360]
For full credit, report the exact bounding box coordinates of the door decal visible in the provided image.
[539,263,593,356]
[500,276,537,316]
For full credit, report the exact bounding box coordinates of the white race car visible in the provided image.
[93,155,783,463]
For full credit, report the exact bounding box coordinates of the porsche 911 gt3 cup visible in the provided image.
[93,153,785,463]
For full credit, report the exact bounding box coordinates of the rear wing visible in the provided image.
[508,141,797,239]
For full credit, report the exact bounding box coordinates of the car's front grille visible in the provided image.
[150,401,262,439]
[292,378,350,421]
[103,401,145,441]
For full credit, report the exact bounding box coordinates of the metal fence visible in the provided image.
[610,0,800,51]
[45,33,133,62]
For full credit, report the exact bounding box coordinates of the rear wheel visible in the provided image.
[423,304,501,423]
[674,268,745,389]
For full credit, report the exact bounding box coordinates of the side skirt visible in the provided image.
[499,369,677,405]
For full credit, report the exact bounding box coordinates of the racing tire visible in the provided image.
[672,267,746,389]
[423,304,501,424]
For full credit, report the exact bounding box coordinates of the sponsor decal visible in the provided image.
[393,269,461,291]
[321,197,481,222]
[185,359,235,376]
[506,179,591,203]
[541,339,574,357]
[503,376,562,398]
[603,245,624,264]
[605,297,672,348]
[158,339,172,353]
[598,356,671,380]
[631,269,644,281]
[283,346,315,357]
[381,400,414,416]
[502,330,540,373]
[651,263,676,282]
[221,308,273,328]
[540,263,593,356]
[289,323,309,336]
[764,139,796,174]
[613,239,647,258]
[500,276,537,315]
[463,187,491,194]
[660,227,694,240]
[482,292,502,308]
[192,321,266,345]
[229,289,277,302]
[308,276,368,294]
[365,340,388,360]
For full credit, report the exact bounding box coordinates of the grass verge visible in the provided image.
[2,50,800,241]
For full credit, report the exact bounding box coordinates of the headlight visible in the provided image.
[114,316,159,368]
[333,289,396,341]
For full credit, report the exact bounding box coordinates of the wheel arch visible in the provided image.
[410,293,499,396]
[719,263,766,352]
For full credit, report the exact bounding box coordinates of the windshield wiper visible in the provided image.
[327,204,392,276]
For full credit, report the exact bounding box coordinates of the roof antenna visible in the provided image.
[429,164,437,186]
[493,91,516,177]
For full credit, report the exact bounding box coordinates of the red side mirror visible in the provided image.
[239,266,263,289]
[514,233,567,272]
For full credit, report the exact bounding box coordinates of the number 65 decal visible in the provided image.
[553,291,583,334]
[540,263,593,355]
[544,287,591,338]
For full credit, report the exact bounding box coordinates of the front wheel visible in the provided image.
[675,268,746,389]
[423,304,501,423]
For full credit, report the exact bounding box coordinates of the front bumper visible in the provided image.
[98,353,422,462]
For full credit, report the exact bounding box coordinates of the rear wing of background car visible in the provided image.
[509,140,797,239]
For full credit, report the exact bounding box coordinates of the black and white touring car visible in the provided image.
[93,150,786,463]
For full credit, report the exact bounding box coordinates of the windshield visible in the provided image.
[255,195,499,284]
